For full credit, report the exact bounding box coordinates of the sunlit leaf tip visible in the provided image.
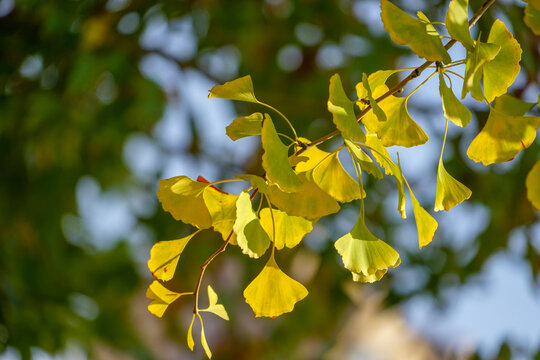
[406,183,438,248]
[434,160,471,211]
[259,207,313,249]
[148,232,197,281]
[526,159,540,211]
[233,191,270,258]
[203,187,239,244]
[446,0,474,50]
[200,285,229,320]
[328,73,366,142]
[208,75,259,104]
[226,112,263,141]
[146,281,192,318]
[439,71,471,128]
[198,313,212,359]
[243,254,308,318]
[344,139,383,180]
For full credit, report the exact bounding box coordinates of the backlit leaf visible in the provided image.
[146,281,192,318]
[365,133,394,176]
[268,172,340,220]
[244,254,308,317]
[334,214,400,282]
[461,40,500,100]
[292,144,331,174]
[439,71,471,127]
[235,174,269,194]
[405,180,438,248]
[200,285,229,321]
[148,232,198,281]
[362,96,429,147]
[483,20,522,103]
[344,139,383,180]
[233,191,271,258]
[526,159,540,210]
[203,188,239,244]
[262,114,302,192]
[362,73,387,122]
[259,207,313,249]
[434,159,472,211]
[157,176,211,229]
[524,2,540,35]
[356,70,399,103]
[467,95,539,165]
[352,269,387,283]
[328,74,366,142]
[187,314,195,350]
[380,0,451,63]
[226,113,263,141]
[446,0,474,50]
[208,75,259,104]
[312,151,365,203]
[197,313,212,359]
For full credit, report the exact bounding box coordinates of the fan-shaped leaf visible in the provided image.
[405,181,438,248]
[259,208,313,249]
[362,72,386,122]
[292,144,331,174]
[356,70,399,103]
[233,191,270,258]
[203,188,239,244]
[439,71,471,127]
[461,40,500,100]
[146,281,192,318]
[244,254,308,318]
[526,159,540,210]
[208,75,259,104]
[328,74,366,142]
[200,285,229,321]
[434,159,472,211]
[226,112,263,141]
[446,0,474,50]
[524,2,540,35]
[148,232,198,281]
[344,139,383,180]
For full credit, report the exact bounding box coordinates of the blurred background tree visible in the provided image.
[0,0,539,359]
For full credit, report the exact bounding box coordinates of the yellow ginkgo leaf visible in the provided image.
[146,280,192,318]
[483,20,522,103]
[197,313,212,359]
[233,191,270,258]
[187,314,195,350]
[352,269,387,283]
[439,71,471,128]
[262,114,302,192]
[328,73,366,142]
[208,75,259,104]
[226,112,263,141]
[356,70,398,103]
[446,0,474,50]
[361,72,386,122]
[362,96,429,148]
[434,160,472,211]
[526,159,540,210]
[345,139,383,180]
[292,144,331,174]
[334,215,400,280]
[148,232,198,281]
[461,40,500,100]
[312,151,365,203]
[381,0,451,63]
[467,95,540,165]
[268,172,340,220]
[259,207,314,249]
[203,187,239,244]
[157,176,211,229]
[243,254,308,318]
[200,285,229,321]
[235,174,269,194]
[524,2,540,35]
[405,180,438,248]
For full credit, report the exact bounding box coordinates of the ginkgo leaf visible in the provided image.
[483,20,522,103]
[312,151,365,203]
[344,139,383,180]
[243,254,308,318]
[328,73,366,142]
[352,269,387,283]
[226,113,263,141]
[259,207,313,249]
[146,280,192,318]
[235,174,269,194]
[148,232,198,281]
[365,133,394,176]
[334,215,400,280]
[261,114,302,192]
[157,176,212,229]
[380,0,451,63]
[362,96,429,147]
[268,172,340,220]
[467,95,540,165]
[362,72,387,122]
[405,180,438,248]
[524,2,540,35]
[197,313,212,359]
[208,75,259,104]
[434,159,472,211]
[292,144,331,174]
[233,191,270,258]
[526,159,540,210]
[356,70,399,103]
[187,314,195,350]
[439,71,471,127]
[203,187,239,244]
[446,0,474,50]
[200,285,229,321]
[461,40,500,100]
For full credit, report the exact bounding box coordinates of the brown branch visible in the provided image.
[296,0,496,155]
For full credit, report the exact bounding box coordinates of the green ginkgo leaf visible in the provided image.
[268,172,340,220]
[446,0,474,50]
[146,281,192,318]
[362,95,428,147]
[334,214,400,281]
[312,151,365,203]
[157,176,212,229]
[203,188,239,244]
[208,75,259,103]
[434,159,472,211]
[200,285,229,321]
[262,114,302,192]
[292,144,331,174]
[526,159,540,210]
[328,73,366,142]
[356,70,399,103]
[380,0,451,63]
[233,191,271,258]
[226,112,263,141]
[483,20,522,103]
[244,253,308,318]
[439,71,472,127]
[405,180,438,248]
[524,2,540,35]
[344,139,383,180]
[467,95,539,165]
[147,232,198,281]
[362,72,387,122]
[461,40,500,100]
[259,207,314,249]
[235,174,269,194]
[352,269,387,283]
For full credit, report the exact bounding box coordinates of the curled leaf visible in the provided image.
[233,191,270,258]
[148,232,198,281]
[146,281,192,318]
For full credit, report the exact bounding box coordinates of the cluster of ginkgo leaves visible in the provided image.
[145,0,540,357]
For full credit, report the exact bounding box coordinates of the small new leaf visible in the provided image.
[146,281,192,318]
